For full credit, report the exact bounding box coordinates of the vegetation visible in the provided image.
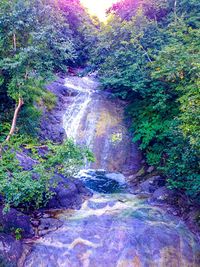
[0,0,199,212]
[0,0,96,139]
[0,136,93,212]
[0,0,95,211]
[91,0,200,202]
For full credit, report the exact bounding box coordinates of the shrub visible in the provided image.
[0,136,94,212]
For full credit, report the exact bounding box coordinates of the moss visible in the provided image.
[111,132,123,143]
[96,110,121,137]
[136,167,145,177]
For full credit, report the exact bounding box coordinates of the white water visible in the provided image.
[63,92,92,141]
[63,77,97,144]
[62,76,142,173]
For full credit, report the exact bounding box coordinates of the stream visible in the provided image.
[23,76,200,267]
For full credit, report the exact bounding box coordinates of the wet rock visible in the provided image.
[151,186,175,203]
[0,207,34,238]
[183,209,200,235]
[46,176,91,210]
[38,218,63,236]
[0,233,23,267]
[88,70,98,78]
[137,176,165,194]
[147,166,155,173]
[94,169,106,176]
[38,74,143,172]
[105,173,126,184]
[73,179,93,197]
[42,213,51,218]
[61,76,142,173]
[24,194,200,267]
[30,219,40,228]
[87,201,108,210]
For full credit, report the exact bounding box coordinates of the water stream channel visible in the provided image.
[23,76,200,266]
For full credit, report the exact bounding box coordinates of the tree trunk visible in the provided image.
[174,0,177,21]
[13,33,17,52]
[6,97,24,142]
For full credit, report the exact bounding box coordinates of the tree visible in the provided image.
[0,137,94,212]
[0,0,76,141]
[93,0,200,201]
[0,0,97,212]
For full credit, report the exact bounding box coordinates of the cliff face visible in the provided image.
[40,75,142,174]
[61,76,142,174]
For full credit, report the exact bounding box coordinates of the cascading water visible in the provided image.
[63,77,94,143]
[63,75,141,173]
[22,76,200,267]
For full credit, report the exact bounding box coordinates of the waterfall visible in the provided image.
[62,76,141,174]
[63,83,93,142]
[23,76,200,267]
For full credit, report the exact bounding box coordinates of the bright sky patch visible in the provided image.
[80,0,119,21]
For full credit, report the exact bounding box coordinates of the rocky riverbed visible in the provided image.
[21,171,200,267]
[1,75,200,267]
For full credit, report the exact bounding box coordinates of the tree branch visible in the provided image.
[6,97,24,142]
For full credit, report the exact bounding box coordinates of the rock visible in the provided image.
[42,213,51,218]
[183,209,200,234]
[30,220,40,228]
[39,79,70,143]
[128,167,145,181]
[0,207,34,239]
[105,173,126,184]
[0,233,23,266]
[150,186,175,203]
[24,193,200,267]
[16,152,37,171]
[46,176,92,210]
[88,71,98,78]
[40,120,66,143]
[138,176,165,194]
[94,169,106,176]
[147,166,155,173]
[73,179,93,197]
[38,218,63,236]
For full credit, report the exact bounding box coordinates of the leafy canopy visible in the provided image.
[91,0,200,201]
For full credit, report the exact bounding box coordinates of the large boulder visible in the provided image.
[46,175,92,210]
[0,207,34,239]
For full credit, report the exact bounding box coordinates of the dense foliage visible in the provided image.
[0,0,95,211]
[0,0,199,210]
[0,0,96,137]
[91,0,200,201]
[0,137,93,212]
